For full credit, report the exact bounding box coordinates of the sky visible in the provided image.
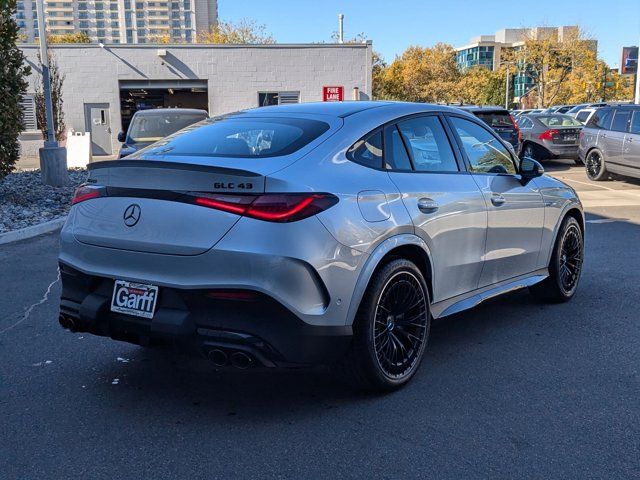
[219,0,640,67]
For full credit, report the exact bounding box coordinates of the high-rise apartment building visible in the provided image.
[15,0,218,44]
[455,26,596,100]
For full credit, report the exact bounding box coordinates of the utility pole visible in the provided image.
[505,66,510,109]
[35,0,68,186]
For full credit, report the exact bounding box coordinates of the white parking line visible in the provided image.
[558,177,617,191]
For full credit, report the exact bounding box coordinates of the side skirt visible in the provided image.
[431,268,549,319]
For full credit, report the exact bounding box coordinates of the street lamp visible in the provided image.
[500,61,516,109]
[35,0,68,186]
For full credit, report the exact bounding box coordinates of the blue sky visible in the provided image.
[219,0,639,67]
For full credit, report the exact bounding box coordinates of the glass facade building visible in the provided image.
[455,45,495,71]
[16,0,217,44]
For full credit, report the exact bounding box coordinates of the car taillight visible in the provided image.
[538,129,559,141]
[194,193,338,223]
[509,115,522,141]
[71,185,103,205]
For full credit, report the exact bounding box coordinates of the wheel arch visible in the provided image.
[544,203,585,266]
[346,234,433,326]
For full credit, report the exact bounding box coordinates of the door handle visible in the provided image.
[417,197,439,213]
[490,193,506,206]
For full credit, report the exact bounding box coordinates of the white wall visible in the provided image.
[19,42,372,161]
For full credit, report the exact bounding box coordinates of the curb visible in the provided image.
[0,217,67,246]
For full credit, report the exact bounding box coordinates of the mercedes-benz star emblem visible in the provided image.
[123,204,141,227]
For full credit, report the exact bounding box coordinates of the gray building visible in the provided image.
[16,0,218,44]
[18,42,372,161]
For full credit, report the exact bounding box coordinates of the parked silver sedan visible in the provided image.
[58,102,585,391]
[517,113,583,164]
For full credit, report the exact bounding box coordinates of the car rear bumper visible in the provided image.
[58,263,353,366]
[544,142,580,158]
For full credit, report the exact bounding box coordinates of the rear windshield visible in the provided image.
[128,112,208,142]
[473,111,513,128]
[138,117,330,158]
[538,115,583,127]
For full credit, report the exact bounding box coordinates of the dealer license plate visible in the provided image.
[111,280,159,319]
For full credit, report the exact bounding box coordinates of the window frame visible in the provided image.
[345,112,468,174]
[443,113,520,177]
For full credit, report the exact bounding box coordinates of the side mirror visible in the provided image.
[520,157,544,185]
[117,131,126,143]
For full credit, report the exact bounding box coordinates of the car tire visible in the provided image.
[339,259,431,392]
[585,148,608,181]
[522,142,542,161]
[529,216,584,303]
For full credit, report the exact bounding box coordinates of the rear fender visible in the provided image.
[345,234,433,326]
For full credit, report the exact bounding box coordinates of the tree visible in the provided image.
[505,27,600,108]
[34,50,65,142]
[371,51,387,100]
[456,66,506,106]
[199,19,275,44]
[0,0,31,179]
[374,44,460,103]
[48,31,91,44]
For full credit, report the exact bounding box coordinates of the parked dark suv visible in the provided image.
[456,106,521,154]
[578,105,640,181]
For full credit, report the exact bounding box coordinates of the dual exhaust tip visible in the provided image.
[208,349,254,369]
[58,314,77,332]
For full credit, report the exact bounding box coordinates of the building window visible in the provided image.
[20,95,37,131]
[258,91,300,107]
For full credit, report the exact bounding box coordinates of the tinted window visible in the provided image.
[516,117,533,129]
[396,116,458,172]
[450,116,516,175]
[611,110,631,132]
[575,111,592,123]
[384,125,412,170]
[473,111,513,128]
[136,117,330,158]
[630,111,640,135]
[587,108,613,130]
[127,112,207,142]
[348,130,383,169]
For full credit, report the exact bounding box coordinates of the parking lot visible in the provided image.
[1,159,639,479]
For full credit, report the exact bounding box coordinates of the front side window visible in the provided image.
[611,110,631,132]
[449,116,516,175]
[396,116,458,172]
[348,130,383,169]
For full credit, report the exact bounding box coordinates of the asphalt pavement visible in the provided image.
[1,159,639,479]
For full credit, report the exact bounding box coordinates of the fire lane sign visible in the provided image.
[323,86,344,102]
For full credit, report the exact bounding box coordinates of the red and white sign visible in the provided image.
[323,86,344,102]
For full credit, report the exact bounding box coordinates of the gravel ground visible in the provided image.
[0,169,87,233]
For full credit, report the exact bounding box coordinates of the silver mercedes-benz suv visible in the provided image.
[58,102,585,391]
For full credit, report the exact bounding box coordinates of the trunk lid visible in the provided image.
[72,160,266,255]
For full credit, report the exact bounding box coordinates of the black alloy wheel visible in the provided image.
[557,222,584,296]
[585,149,607,181]
[373,271,429,379]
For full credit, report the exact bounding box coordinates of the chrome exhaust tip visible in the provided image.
[58,314,76,332]
[230,351,253,369]
[208,349,228,367]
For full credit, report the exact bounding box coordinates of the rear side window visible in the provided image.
[384,125,412,170]
[587,108,613,130]
[347,130,383,169]
[396,116,458,172]
[575,111,592,123]
[516,117,533,129]
[630,111,640,135]
[473,111,513,128]
[611,110,631,132]
[136,117,330,158]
